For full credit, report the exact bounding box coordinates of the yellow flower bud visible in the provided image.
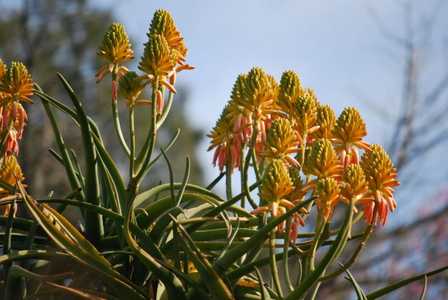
[333,107,367,146]
[360,144,398,192]
[293,88,318,134]
[139,34,177,79]
[304,139,342,178]
[260,159,293,202]
[263,118,299,164]
[279,70,302,113]
[360,144,399,225]
[315,104,336,139]
[149,9,187,63]
[97,23,134,65]
[341,164,368,202]
[315,177,340,221]
[244,67,278,108]
[0,62,33,103]
[0,155,24,195]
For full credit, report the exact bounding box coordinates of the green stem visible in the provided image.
[225,159,233,201]
[129,106,136,179]
[111,74,130,156]
[133,80,159,187]
[270,231,283,298]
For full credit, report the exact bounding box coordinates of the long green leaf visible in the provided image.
[57,73,102,243]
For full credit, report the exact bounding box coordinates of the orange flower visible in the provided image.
[314,104,336,139]
[0,62,33,104]
[149,9,187,64]
[261,118,300,167]
[229,67,279,148]
[0,155,23,216]
[292,88,319,137]
[333,107,370,166]
[314,177,340,222]
[278,70,302,115]
[303,139,342,179]
[360,145,399,225]
[253,160,302,232]
[207,103,243,172]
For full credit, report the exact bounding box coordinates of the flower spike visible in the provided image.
[0,62,33,103]
[360,144,399,225]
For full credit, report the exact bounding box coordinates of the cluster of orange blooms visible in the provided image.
[96,9,193,110]
[208,68,399,238]
[0,59,30,210]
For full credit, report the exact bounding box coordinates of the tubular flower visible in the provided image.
[340,164,368,204]
[360,144,399,225]
[118,71,147,107]
[315,177,340,222]
[253,160,302,232]
[303,139,342,179]
[230,67,279,148]
[207,104,243,172]
[0,62,33,103]
[0,102,28,154]
[333,107,370,166]
[292,88,319,138]
[314,104,336,139]
[149,9,187,64]
[96,23,134,83]
[261,118,300,166]
[286,167,308,240]
[278,70,302,114]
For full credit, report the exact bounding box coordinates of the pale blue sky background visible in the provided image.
[95,0,448,224]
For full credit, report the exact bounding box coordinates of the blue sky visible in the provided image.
[95,0,448,224]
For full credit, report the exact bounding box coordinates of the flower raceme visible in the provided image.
[96,10,193,111]
[360,144,400,225]
[96,22,134,89]
[0,61,32,155]
[209,68,400,238]
[0,155,24,216]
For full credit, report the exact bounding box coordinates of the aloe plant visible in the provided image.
[0,8,446,300]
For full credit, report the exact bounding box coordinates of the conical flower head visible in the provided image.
[360,144,399,225]
[315,177,340,221]
[139,33,177,78]
[315,104,336,139]
[287,166,306,202]
[293,88,318,133]
[0,62,33,103]
[260,159,293,202]
[0,155,23,194]
[279,70,302,113]
[361,144,399,191]
[119,71,146,106]
[97,23,134,65]
[208,103,242,171]
[244,67,278,109]
[149,9,187,63]
[230,74,248,104]
[341,164,368,201]
[304,139,342,178]
[334,107,367,146]
[265,118,299,159]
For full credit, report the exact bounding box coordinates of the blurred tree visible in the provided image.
[0,0,204,196]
